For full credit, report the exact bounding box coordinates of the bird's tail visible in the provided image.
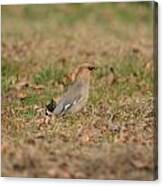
[45,99,57,116]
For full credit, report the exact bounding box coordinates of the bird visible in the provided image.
[45,63,96,116]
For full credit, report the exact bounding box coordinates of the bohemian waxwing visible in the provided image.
[46,63,96,116]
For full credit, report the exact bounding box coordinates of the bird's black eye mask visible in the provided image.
[88,66,96,71]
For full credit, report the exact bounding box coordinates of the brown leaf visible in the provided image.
[16,92,28,100]
[47,168,57,177]
[67,66,80,82]
[14,80,29,90]
[31,84,45,90]
[145,62,152,72]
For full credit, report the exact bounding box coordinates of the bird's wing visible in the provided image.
[53,93,82,116]
[53,81,84,116]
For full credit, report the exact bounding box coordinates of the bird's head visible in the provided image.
[70,63,96,82]
[78,63,96,71]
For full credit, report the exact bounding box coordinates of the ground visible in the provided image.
[1,2,157,180]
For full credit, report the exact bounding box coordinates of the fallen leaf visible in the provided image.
[31,84,45,90]
[48,168,57,177]
[14,80,29,90]
[16,92,28,100]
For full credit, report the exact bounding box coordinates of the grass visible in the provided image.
[33,66,67,85]
[1,2,156,180]
[2,61,19,92]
